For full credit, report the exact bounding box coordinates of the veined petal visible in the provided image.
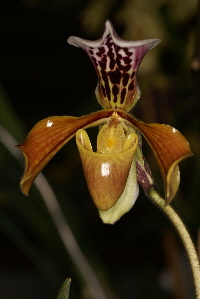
[68,20,160,111]
[16,110,117,195]
[17,108,192,205]
[115,111,192,204]
[133,124,191,204]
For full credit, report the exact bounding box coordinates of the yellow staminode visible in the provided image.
[97,122,126,154]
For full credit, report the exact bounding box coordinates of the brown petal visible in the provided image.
[135,123,191,204]
[116,111,192,204]
[76,129,138,211]
[16,110,117,195]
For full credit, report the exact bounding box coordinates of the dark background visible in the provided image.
[0,0,200,298]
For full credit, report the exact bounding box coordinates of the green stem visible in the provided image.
[149,187,200,298]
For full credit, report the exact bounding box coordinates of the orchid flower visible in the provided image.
[17,21,192,224]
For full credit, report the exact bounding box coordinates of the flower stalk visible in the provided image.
[149,187,200,298]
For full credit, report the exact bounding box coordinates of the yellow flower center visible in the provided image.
[97,123,126,154]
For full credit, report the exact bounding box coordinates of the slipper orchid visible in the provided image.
[17,21,192,224]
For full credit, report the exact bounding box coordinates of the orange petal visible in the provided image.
[76,129,138,211]
[116,111,193,204]
[17,108,192,204]
[16,110,116,195]
[134,123,191,204]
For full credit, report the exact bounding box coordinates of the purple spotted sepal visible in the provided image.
[68,20,160,112]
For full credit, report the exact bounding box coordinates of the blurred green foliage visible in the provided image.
[57,278,71,299]
[0,0,200,298]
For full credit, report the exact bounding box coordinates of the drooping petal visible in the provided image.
[133,123,190,205]
[115,111,192,204]
[68,20,160,111]
[16,110,116,195]
[17,108,192,205]
[99,157,139,224]
[76,127,138,211]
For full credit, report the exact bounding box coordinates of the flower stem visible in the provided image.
[149,187,200,298]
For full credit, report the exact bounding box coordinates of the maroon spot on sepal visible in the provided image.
[122,73,130,87]
[120,88,126,104]
[128,81,135,91]
[112,85,119,103]
[131,71,135,79]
